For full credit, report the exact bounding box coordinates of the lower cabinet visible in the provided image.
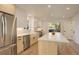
[17,35,30,54]
[30,34,38,46]
[17,34,38,54]
[17,36,24,54]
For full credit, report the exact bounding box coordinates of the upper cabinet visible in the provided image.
[0,4,16,15]
[27,16,38,31]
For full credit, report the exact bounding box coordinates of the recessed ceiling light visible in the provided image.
[28,14,32,16]
[48,5,51,8]
[63,16,65,18]
[51,14,53,16]
[66,7,70,10]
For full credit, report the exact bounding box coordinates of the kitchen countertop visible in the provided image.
[17,31,38,37]
[17,27,43,37]
[17,33,30,37]
[38,32,69,43]
[38,32,69,55]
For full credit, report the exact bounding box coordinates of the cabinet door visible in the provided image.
[30,35,35,46]
[30,34,38,46]
[17,36,23,54]
[38,40,57,55]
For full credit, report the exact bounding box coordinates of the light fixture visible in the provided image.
[51,14,53,16]
[48,5,51,8]
[66,7,70,10]
[28,14,32,16]
[63,16,65,18]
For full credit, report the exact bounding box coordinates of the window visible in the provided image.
[48,23,60,32]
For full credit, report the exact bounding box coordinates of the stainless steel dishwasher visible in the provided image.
[23,35,30,50]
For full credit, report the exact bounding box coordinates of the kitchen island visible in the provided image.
[38,32,69,55]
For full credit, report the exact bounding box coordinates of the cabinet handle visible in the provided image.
[33,37,35,39]
[18,39,21,40]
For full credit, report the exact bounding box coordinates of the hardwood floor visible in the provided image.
[20,43,38,55]
[58,40,79,55]
[20,40,79,55]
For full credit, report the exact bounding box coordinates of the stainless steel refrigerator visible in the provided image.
[0,12,17,55]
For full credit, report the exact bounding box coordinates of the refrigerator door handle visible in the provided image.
[1,16,5,41]
[5,16,7,37]
[1,15,5,47]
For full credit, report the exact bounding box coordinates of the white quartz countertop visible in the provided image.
[38,32,69,43]
[17,32,38,37]
[17,33,30,36]
[17,30,38,37]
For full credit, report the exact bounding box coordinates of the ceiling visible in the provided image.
[16,4,79,20]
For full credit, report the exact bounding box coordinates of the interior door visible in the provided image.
[4,14,15,46]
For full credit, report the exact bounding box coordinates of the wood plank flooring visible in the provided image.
[20,43,38,55]
[58,40,79,55]
[20,40,79,55]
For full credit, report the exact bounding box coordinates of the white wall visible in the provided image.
[60,19,74,40]
[61,13,79,45]
[16,7,27,28]
[41,20,49,34]
[72,14,79,45]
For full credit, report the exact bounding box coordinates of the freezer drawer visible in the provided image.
[0,47,11,55]
[11,44,17,55]
[0,44,16,55]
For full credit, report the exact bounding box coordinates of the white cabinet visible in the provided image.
[28,16,38,31]
[17,36,24,54]
[30,34,38,46]
[38,40,57,55]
